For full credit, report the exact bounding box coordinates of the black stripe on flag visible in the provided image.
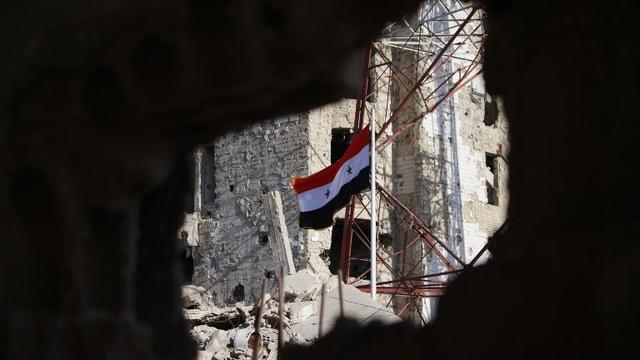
[299,166,370,229]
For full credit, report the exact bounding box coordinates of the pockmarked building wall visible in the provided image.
[455,81,509,263]
[190,115,314,304]
[185,102,383,305]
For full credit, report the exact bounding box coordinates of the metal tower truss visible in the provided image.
[339,0,489,325]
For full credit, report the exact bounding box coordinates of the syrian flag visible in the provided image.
[292,126,370,229]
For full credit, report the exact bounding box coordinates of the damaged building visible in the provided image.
[4,0,638,358]
[180,1,509,323]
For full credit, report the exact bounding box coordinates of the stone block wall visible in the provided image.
[454,83,509,263]
[192,114,314,304]
[189,100,391,304]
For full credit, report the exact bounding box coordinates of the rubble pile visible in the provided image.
[182,270,402,360]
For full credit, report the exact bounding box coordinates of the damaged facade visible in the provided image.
[180,2,508,321]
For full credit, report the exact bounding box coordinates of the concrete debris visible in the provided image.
[262,190,296,275]
[287,301,315,323]
[188,307,248,330]
[183,285,215,310]
[179,213,200,247]
[184,297,288,359]
[284,269,337,302]
[292,284,401,341]
[204,329,231,353]
[191,325,216,350]
[183,270,399,358]
[197,351,214,360]
[184,308,211,323]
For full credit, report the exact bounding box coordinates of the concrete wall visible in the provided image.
[188,101,377,304]
[191,115,314,304]
[455,85,509,263]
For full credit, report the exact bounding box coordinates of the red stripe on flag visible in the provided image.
[292,126,370,194]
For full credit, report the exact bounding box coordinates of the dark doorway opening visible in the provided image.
[328,219,372,280]
[484,96,499,126]
[180,248,194,284]
[331,128,353,163]
[232,284,245,303]
[485,153,499,206]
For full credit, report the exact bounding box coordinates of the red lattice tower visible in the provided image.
[339,1,494,324]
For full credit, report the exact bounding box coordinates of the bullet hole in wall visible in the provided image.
[260,234,269,245]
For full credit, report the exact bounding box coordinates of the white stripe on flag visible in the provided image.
[296,145,369,212]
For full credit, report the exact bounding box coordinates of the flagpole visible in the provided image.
[370,122,377,301]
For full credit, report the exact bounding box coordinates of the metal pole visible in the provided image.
[370,121,377,301]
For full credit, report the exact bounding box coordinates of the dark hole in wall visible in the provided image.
[328,219,372,280]
[260,234,269,245]
[201,143,216,204]
[263,270,275,279]
[331,128,353,163]
[320,249,331,266]
[484,97,499,126]
[180,249,194,284]
[379,233,392,248]
[232,284,245,302]
[485,153,499,206]
[229,184,235,192]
